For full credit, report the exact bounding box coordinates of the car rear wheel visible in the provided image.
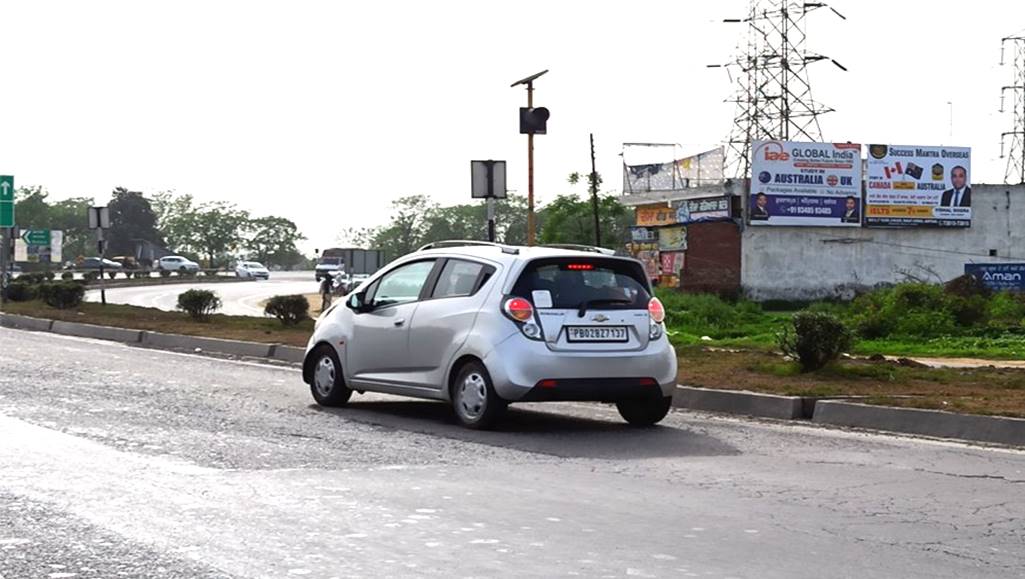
[616,396,672,427]
[309,346,352,407]
[452,362,506,430]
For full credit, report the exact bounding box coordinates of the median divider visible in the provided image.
[674,385,805,419]
[0,312,301,366]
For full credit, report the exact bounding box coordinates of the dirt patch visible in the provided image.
[678,347,1025,418]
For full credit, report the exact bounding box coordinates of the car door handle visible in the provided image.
[394,318,406,327]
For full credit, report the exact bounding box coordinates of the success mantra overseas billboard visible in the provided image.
[865,144,971,227]
[749,140,863,227]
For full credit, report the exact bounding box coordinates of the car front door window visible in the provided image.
[371,261,435,309]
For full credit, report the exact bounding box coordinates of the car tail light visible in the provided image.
[565,263,593,271]
[648,297,665,323]
[503,297,534,322]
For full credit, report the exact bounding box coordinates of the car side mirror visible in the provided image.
[346,292,368,313]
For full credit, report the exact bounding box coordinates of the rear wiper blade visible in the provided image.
[577,298,632,318]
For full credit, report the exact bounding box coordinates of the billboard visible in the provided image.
[965,263,1025,292]
[749,140,862,227]
[674,196,731,224]
[657,226,687,251]
[623,147,724,193]
[629,226,657,243]
[635,203,676,227]
[865,144,971,227]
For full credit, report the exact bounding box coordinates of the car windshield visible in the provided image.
[511,258,650,310]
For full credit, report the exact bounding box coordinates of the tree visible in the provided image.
[107,187,165,256]
[151,191,198,253]
[538,193,630,250]
[245,216,305,267]
[370,195,437,258]
[190,202,250,268]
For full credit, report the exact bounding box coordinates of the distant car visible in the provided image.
[156,256,200,272]
[235,261,270,279]
[74,257,123,270]
[110,256,140,269]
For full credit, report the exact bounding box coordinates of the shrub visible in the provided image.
[946,295,988,327]
[945,274,991,299]
[19,272,46,284]
[44,271,55,281]
[61,271,74,281]
[38,281,85,309]
[159,269,171,278]
[988,292,1025,328]
[6,281,38,302]
[777,312,853,372]
[108,270,119,279]
[177,289,221,321]
[83,271,99,282]
[264,294,310,326]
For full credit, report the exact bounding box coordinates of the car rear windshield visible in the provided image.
[511,258,651,310]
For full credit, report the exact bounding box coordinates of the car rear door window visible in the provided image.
[512,258,650,310]
[431,260,489,299]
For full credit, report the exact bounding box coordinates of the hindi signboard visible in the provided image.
[865,144,971,227]
[749,140,862,227]
[635,203,676,227]
[965,263,1025,292]
[674,196,731,225]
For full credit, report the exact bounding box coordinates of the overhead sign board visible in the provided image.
[0,175,13,228]
[749,141,862,227]
[865,144,971,227]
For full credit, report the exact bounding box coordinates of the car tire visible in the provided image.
[451,361,506,430]
[616,396,672,427]
[309,345,353,407]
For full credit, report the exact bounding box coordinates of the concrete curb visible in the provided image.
[141,332,273,358]
[87,277,251,290]
[52,320,144,344]
[813,401,1025,447]
[674,385,805,419]
[0,313,55,332]
[0,312,301,366]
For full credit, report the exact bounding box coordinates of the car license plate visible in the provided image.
[566,326,628,342]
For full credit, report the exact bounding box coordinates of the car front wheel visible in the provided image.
[309,346,352,407]
[451,362,506,430]
[616,396,672,427]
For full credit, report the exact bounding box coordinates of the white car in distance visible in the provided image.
[235,261,270,279]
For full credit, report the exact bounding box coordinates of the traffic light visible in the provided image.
[519,107,550,135]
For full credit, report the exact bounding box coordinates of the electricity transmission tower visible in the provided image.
[710,1,847,179]
[1000,34,1025,185]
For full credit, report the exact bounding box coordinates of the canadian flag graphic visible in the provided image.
[883,162,903,179]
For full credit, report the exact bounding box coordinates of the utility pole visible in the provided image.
[589,133,601,247]
[511,70,550,246]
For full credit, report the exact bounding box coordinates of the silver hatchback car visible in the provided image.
[302,241,677,429]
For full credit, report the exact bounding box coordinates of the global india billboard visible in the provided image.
[865,144,971,227]
[749,140,862,227]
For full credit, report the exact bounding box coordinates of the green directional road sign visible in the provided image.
[22,229,50,246]
[0,175,13,228]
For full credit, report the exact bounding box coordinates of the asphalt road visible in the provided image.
[1,329,1023,578]
[83,271,320,316]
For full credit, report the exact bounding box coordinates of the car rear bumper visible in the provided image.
[483,336,677,402]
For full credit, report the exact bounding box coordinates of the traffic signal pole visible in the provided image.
[526,80,535,246]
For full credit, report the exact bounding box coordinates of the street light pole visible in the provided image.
[511,69,548,246]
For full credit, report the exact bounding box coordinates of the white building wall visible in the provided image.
[741,184,1025,300]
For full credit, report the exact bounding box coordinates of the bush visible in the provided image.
[83,271,99,282]
[176,289,221,321]
[61,271,74,280]
[988,292,1025,328]
[159,269,171,278]
[777,312,853,372]
[44,271,55,281]
[19,272,46,284]
[264,294,310,326]
[945,274,992,299]
[108,270,118,279]
[6,282,38,302]
[38,281,85,309]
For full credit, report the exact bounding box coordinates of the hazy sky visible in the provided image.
[1,0,1021,252]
